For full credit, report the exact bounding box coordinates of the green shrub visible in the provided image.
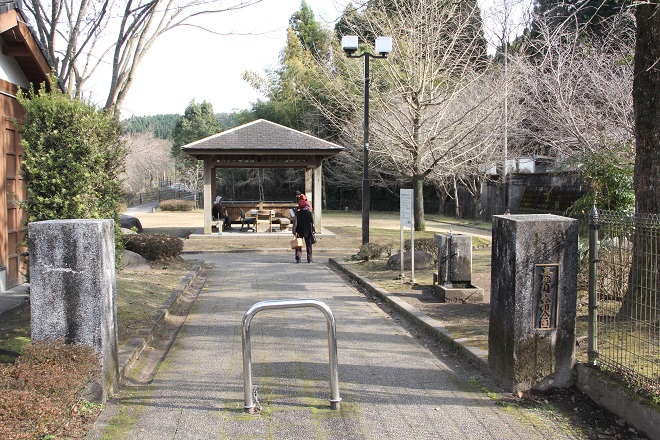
[17,76,126,264]
[158,199,195,212]
[353,243,392,261]
[0,340,101,439]
[123,233,184,260]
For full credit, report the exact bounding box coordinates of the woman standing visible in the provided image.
[293,195,314,263]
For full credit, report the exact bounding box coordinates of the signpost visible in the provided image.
[400,189,415,282]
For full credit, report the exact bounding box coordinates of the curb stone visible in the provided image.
[327,258,489,373]
[576,364,660,440]
[117,259,205,382]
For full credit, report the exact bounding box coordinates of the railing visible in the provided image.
[588,207,660,399]
[125,187,199,207]
[241,299,341,413]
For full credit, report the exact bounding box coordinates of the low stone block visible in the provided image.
[435,284,484,303]
[436,233,473,284]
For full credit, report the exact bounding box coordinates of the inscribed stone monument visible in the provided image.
[488,214,578,392]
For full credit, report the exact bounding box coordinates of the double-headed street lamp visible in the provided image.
[341,35,392,245]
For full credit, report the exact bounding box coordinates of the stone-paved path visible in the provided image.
[94,252,582,439]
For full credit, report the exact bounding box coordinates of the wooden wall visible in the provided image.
[0,79,26,289]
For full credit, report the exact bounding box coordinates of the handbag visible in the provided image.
[290,234,304,249]
[310,226,317,244]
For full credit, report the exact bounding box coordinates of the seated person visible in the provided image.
[212,196,232,229]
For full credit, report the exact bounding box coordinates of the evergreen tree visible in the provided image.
[532,0,633,37]
[289,0,332,60]
[122,114,180,140]
[335,4,373,42]
[171,101,223,197]
[217,110,257,130]
[172,101,222,155]
[245,5,334,136]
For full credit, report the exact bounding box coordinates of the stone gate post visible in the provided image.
[488,214,578,392]
[29,219,118,402]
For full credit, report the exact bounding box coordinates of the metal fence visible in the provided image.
[125,187,199,208]
[588,208,660,398]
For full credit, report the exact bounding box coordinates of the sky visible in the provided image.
[117,0,349,118]
[113,0,517,119]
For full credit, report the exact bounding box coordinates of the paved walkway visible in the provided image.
[0,284,29,316]
[92,252,581,439]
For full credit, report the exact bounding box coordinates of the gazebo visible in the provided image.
[181,119,344,234]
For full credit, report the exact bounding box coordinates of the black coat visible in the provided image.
[294,209,314,238]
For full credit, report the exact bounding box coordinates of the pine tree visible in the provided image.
[532,0,633,37]
[289,0,332,60]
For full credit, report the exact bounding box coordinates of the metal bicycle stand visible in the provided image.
[241,299,342,413]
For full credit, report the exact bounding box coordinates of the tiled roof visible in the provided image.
[0,0,58,86]
[182,119,344,153]
[0,1,19,15]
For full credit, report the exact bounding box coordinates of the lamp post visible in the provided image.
[342,35,392,245]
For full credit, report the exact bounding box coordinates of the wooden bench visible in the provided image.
[254,210,274,233]
[277,217,291,231]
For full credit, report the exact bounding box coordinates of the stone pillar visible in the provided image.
[29,219,118,402]
[434,233,483,303]
[488,214,578,392]
[436,232,473,285]
[203,156,213,234]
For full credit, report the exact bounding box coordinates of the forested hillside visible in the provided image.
[123,114,180,140]
[122,111,253,140]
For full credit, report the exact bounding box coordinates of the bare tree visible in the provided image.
[23,0,262,115]
[482,0,533,210]
[123,131,173,193]
[512,13,635,160]
[307,0,502,230]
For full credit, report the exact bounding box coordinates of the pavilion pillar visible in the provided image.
[203,156,212,234]
[313,157,322,230]
[305,168,313,202]
[211,166,217,202]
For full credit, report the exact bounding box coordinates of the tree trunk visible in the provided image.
[473,181,484,220]
[453,176,461,218]
[413,174,425,231]
[622,2,660,320]
[434,185,448,216]
[633,2,660,214]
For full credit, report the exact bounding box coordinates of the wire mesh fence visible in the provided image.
[589,209,660,399]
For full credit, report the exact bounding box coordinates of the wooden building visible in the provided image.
[0,1,53,289]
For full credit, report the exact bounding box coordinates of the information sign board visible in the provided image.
[400,189,413,228]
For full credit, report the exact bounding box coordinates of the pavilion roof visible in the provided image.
[181,119,344,158]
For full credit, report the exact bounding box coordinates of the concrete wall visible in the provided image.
[480,172,584,219]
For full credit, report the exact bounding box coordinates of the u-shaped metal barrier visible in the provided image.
[241,299,341,413]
